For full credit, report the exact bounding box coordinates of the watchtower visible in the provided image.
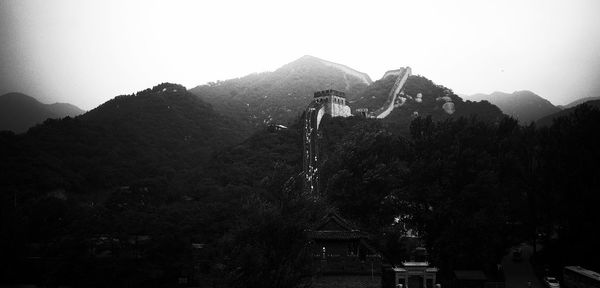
[313,89,352,118]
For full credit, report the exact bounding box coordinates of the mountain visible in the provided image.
[348,71,398,111]
[396,76,504,122]
[561,96,600,109]
[537,99,600,127]
[190,55,371,128]
[462,90,560,124]
[80,83,248,151]
[350,74,504,131]
[191,56,505,134]
[0,92,85,133]
[46,102,84,117]
[1,83,247,192]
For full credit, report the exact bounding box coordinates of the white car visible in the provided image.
[544,277,560,288]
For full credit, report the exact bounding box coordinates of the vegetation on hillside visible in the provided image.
[318,104,600,280]
[376,75,504,134]
[190,55,369,129]
[1,83,247,194]
[1,78,599,287]
[348,74,397,111]
[536,99,600,127]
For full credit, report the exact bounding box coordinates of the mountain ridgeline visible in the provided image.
[537,99,600,127]
[190,55,372,127]
[347,72,504,132]
[0,57,509,193]
[1,83,247,192]
[385,75,503,126]
[560,96,600,109]
[462,90,561,124]
[191,55,504,134]
[2,56,600,287]
[0,92,85,133]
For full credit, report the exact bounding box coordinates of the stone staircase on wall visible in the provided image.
[303,102,325,196]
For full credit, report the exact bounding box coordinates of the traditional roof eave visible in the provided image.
[311,211,361,232]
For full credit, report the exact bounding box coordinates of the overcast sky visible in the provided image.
[1,0,600,110]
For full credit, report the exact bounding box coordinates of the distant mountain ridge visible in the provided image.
[2,83,248,191]
[462,90,560,124]
[537,99,600,127]
[367,75,504,131]
[191,55,505,132]
[561,96,600,109]
[0,92,85,133]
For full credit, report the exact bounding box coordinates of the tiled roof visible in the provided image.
[307,212,370,240]
[308,230,367,240]
[311,212,361,231]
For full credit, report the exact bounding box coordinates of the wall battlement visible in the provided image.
[314,89,346,98]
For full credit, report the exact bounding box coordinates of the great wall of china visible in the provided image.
[374,67,411,119]
[303,67,411,195]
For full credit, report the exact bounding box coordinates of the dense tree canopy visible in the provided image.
[1,77,599,287]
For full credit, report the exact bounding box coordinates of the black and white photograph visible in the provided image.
[1,0,600,287]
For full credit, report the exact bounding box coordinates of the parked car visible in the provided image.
[544,277,560,288]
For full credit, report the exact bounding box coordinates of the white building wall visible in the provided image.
[327,96,352,117]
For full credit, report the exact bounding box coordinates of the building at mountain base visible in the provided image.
[307,212,382,276]
[382,262,439,288]
[307,212,441,288]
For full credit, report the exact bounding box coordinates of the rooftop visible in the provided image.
[307,230,366,240]
[307,212,368,240]
[403,261,430,267]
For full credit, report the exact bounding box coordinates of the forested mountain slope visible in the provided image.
[1,83,247,193]
[190,55,371,128]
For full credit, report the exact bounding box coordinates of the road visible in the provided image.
[502,243,543,288]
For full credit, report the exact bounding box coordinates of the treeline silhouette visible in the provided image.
[318,104,600,283]
[1,82,599,287]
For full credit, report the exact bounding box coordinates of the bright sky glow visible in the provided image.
[1,0,600,110]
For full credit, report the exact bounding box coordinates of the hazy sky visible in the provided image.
[1,0,600,110]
